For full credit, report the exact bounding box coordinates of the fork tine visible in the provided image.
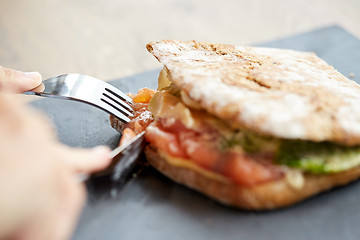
[97,99,132,123]
[103,83,133,103]
[104,88,134,113]
[101,92,134,117]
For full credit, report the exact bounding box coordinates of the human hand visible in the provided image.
[0,93,111,240]
[0,66,44,93]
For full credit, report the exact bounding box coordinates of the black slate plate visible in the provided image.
[30,25,360,240]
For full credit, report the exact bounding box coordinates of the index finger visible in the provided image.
[61,146,112,174]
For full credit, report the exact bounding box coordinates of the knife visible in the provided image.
[79,132,146,182]
[109,131,146,182]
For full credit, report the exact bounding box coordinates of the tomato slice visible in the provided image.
[179,131,219,170]
[145,125,186,158]
[221,153,281,186]
[145,120,282,186]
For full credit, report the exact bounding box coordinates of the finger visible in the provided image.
[29,83,45,93]
[0,66,42,93]
[62,146,112,174]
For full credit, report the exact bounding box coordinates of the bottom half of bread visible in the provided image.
[145,145,360,210]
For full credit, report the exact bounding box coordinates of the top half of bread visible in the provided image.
[146,40,360,146]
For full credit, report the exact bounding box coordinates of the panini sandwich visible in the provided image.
[112,40,360,210]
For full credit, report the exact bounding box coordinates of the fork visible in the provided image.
[25,73,133,123]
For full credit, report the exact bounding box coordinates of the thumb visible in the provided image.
[0,66,42,93]
[62,146,112,174]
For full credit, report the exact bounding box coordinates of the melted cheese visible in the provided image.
[285,169,305,189]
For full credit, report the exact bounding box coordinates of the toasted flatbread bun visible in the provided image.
[145,146,360,210]
[147,40,360,146]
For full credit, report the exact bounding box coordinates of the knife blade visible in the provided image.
[110,131,146,182]
[89,131,146,182]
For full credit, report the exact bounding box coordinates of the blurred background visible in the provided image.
[0,0,359,81]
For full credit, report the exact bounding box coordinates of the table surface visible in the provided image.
[1,0,360,81]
